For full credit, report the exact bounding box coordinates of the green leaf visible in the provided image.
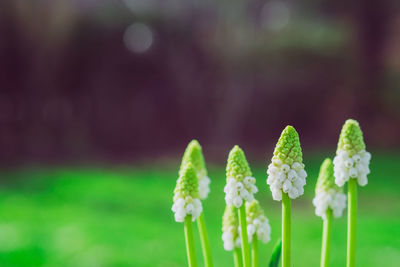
[268,239,282,267]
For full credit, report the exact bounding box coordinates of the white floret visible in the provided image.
[266,161,307,201]
[224,177,258,207]
[333,150,371,187]
[247,215,271,244]
[171,197,203,222]
[313,189,346,219]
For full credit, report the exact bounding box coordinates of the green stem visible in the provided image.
[234,247,243,267]
[197,213,213,267]
[238,204,251,267]
[184,215,197,267]
[321,209,332,267]
[282,192,291,267]
[347,179,357,267]
[252,235,258,267]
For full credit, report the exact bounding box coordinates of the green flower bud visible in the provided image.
[180,140,208,177]
[226,145,252,181]
[246,200,264,220]
[272,126,303,166]
[315,158,342,194]
[337,119,366,157]
[174,163,200,201]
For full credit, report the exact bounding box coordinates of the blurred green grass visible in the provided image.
[0,153,399,266]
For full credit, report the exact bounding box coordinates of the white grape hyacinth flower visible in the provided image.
[333,150,371,187]
[224,176,258,208]
[266,160,307,201]
[313,189,347,219]
[172,163,202,222]
[172,196,202,222]
[247,215,271,243]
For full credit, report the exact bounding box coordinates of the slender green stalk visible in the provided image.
[234,247,243,267]
[197,213,213,267]
[282,193,291,267]
[347,179,357,267]
[252,235,258,267]
[238,205,251,267]
[321,209,332,267]
[184,215,197,267]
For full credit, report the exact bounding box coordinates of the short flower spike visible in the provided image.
[266,126,307,200]
[246,200,271,244]
[333,119,371,186]
[180,140,211,199]
[313,158,346,219]
[224,146,258,208]
[222,205,241,251]
[172,163,202,222]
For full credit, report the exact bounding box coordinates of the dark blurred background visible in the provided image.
[1,0,400,165]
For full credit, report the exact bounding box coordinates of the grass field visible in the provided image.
[0,153,399,266]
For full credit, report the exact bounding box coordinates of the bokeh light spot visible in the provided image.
[123,23,153,53]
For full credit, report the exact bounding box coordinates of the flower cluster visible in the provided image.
[180,140,211,200]
[333,119,371,187]
[313,189,346,219]
[246,200,271,244]
[172,163,203,222]
[222,205,241,251]
[224,176,258,208]
[313,158,346,219]
[266,126,307,201]
[224,146,258,208]
[333,150,371,187]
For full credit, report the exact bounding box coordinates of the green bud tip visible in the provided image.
[174,162,200,201]
[272,125,303,165]
[180,139,208,177]
[226,145,252,181]
[246,200,264,220]
[337,119,366,157]
[315,158,342,194]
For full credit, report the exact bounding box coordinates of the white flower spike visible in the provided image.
[172,163,203,222]
[333,119,371,187]
[313,158,347,219]
[180,140,211,199]
[266,126,307,201]
[224,146,258,208]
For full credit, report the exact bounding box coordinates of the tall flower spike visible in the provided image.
[180,140,211,199]
[224,146,258,208]
[266,126,307,200]
[333,119,371,187]
[246,200,271,244]
[313,158,347,219]
[172,163,203,222]
[222,205,241,251]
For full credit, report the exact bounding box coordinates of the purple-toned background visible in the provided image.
[0,0,399,164]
